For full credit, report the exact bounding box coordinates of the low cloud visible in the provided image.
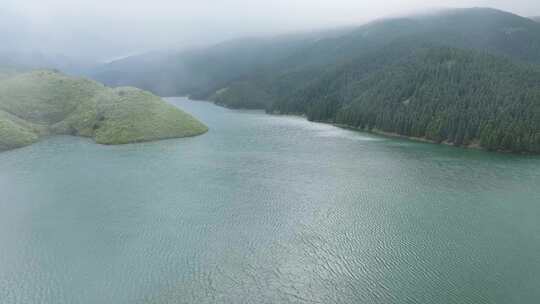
[4,0,540,61]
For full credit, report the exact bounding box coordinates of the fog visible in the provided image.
[3,0,540,62]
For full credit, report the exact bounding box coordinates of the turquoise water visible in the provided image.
[1,97,540,304]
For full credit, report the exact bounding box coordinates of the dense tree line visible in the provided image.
[325,48,540,153]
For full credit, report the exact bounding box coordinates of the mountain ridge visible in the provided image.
[91,7,540,153]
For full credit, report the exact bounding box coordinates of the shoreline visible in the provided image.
[269,112,525,155]
[324,122,534,155]
[180,98,534,155]
[332,123,482,149]
[323,122,530,154]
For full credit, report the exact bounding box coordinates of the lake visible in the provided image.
[1,97,539,304]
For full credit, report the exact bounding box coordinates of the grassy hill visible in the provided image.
[0,70,208,151]
[0,110,41,151]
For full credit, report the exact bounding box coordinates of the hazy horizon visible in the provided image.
[3,0,540,62]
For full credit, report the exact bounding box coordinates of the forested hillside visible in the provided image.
[318,48,540,152]
[93,7,540,153]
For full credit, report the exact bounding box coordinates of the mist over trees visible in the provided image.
[93,8,540,153]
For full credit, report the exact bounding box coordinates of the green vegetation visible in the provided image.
[328,48,540,153]
[0,70,208,151]
[0,110,40,151]
[210,46,540,153]
[92,8,540,153]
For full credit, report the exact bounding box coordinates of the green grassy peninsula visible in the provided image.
[0,70,208,151]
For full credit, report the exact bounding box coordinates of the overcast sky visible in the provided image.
[3,0,540,61]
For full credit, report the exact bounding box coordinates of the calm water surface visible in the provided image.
[1,97,540,304]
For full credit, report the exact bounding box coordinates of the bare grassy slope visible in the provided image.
[0,70,208,151]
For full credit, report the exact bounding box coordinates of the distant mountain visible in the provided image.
[0,70,207,151]
[94,8,540,96]
[531,16,540,22]
[91,28,354,97]
[0,49,97,75]
[92,7,540,153]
